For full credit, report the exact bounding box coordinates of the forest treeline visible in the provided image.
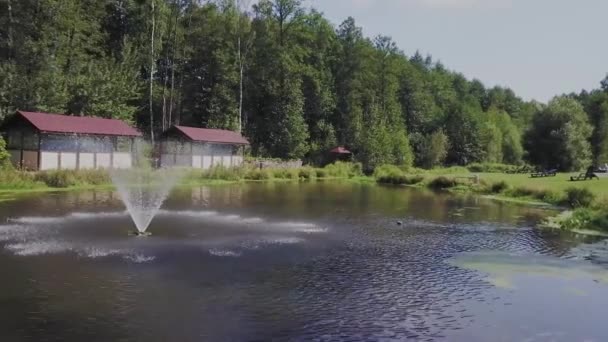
[1,0,607,171]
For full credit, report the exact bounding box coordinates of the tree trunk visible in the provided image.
[168,0,180,129]
[7,0,13,59]
[236,0,243,133]
[149,0,156,143]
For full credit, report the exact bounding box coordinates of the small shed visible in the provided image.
[159,125,249,169]
[0,111,141,170]
[328,146,353,163]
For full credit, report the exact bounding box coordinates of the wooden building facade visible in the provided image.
[159,125,249,169]
[0,111,142,170]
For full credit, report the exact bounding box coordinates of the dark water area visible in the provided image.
[0,182,607,341]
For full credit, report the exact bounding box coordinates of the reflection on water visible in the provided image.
[0,182,606,341]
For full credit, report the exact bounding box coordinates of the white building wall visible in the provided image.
[79,153,95,169]
[202,156,212,170]
[40,152,59,170]
[212,156,223,167]
[192,156,202,168]
[60,153,77,170]
[222,156,231,167]
[175,155,191,167]
[160,154,175,167]
[113,152,132,169]
[232,156,243,167]
[96,153,111,169]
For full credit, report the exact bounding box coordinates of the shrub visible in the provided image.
[489,181,509,194]
[315,168,327,178]
[35,170,78,188]
[244,168,273,181]
[0,170,42,189]
[298,167,317,180]
[508,186,562,204]
[76,169,111,185]
[564,187,595,208]
[271,168,299,179]
[202,166,242,181]
[428,176,457,189]
[467,163,517,173]
[324,161,363,178]
[0,136,10,168]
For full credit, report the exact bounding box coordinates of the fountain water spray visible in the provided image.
[110,141,186,236]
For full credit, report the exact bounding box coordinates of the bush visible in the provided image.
[428,176,457,189]
[373,164,424,185]
[508,186,562,204]
[298,167,317,180]
[0,136,10,168]
[202,166,243,181]
[244,168,273,181]
[467,163,517,173]
[315,168,327,178]
[564,187,595,208]
[35,170,78,188]
[0,170,42,189]
[76,169,111,185]
[489,181,509,194]
[271,168,299,179]
[324,161,363,178]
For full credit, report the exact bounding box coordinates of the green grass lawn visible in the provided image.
[442,171,608,201]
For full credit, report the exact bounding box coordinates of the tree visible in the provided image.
[524,96,593,171]
[417,130,449,168]
[0,136,10,168]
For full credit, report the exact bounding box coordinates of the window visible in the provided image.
[41,134,79,152]
[7,131,21,149]
[22,132,39,150]
[115,137,131,152]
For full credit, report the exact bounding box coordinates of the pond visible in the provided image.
[0,182,607,341]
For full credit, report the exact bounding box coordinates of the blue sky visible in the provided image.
[303,0,608,102]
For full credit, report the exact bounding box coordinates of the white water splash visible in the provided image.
[111,168,185,233]
[6,241,71,256]
[124,253,156,263]
[208,248,242,257]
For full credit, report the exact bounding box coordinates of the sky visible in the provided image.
[301,0,608,103]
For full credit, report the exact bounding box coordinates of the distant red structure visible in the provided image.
[329,146,352,155]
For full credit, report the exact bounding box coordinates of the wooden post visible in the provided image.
[110,137,115,169]
[76,135,81,170]
[37,133,41,171]
[19,130,23,169]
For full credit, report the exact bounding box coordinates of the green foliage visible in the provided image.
[298,167,317,180]
[525,96,593,171]
[564,187,595,208]
[467,163,515,173]
[489,181,509,194]
[0,136,11,168]
[244,168,273,181]
[507,186,561,204]
[373,165,424,185]
[428,176,458,189]
[323,161,363,178]
[415,130,449,169]
[1,0,604,173]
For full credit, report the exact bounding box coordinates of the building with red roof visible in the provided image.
[0,111,141,170]
[159,125,249,169]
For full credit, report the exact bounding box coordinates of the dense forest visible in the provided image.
[0,0,607,171]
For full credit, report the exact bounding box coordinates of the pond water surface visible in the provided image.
[0,182,607,341]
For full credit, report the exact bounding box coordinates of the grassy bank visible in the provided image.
[373,163,608,233]
[0,161,366,193]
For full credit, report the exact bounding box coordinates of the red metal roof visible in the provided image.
[330,146,352,154]
[173,125,249,145]
[16,111,142,137]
